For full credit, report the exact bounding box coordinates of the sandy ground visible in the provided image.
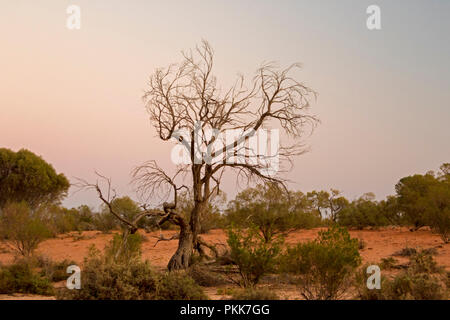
[0,227,448,300]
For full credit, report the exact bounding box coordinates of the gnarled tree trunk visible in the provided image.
[167,223,193,270]
[167,200,205,270]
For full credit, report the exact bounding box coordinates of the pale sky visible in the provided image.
[1,0,449,209]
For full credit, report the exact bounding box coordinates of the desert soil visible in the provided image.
[0,227,448,300]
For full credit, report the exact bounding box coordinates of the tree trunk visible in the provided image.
[167,223,193,270]
[167,200,206,271]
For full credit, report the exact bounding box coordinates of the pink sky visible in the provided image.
[1,1,449,208]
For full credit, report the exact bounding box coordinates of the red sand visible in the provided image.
[0,227,448,300]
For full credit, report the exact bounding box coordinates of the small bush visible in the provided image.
[0,260,54,295]
[156,271,208,300]
[227,225,282,287]
[281,225,361,300]
[231,287,279,300]
[388,273,446,300]
[187,264,227,287]
[380,257,398,270]
[35,256,77,282]
[357,251,447,300]
[0,202,52,257]
[408,249,442,274]
[57,246,158,300]
[393,247,417,257]
[104,233,143,264]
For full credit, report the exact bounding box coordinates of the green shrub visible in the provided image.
[360,272,447,300]
[44,205,96,234]
[227,225,282,287]
[104,233,143,264]
[387,273,446,300]
[393,247,417,257]
[57,246,158,300]
[338,196,391,229]
[0,202,52,257]
[0,260,54,295]
[408,249,442,274]
[225,185,322,242]
[35,256,77,282]
[187,264,227,287]
[92,211,118,233]
[357,251,447,300]
[380,257,399,270]
[281,225,361,300]
[156,271,208,300]
[231,287,279,300]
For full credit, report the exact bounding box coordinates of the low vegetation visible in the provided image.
[0,149,448,300]
[356,249,448,300]
[280,226,361,300]
[57,235,207,300]
[227,224,283,287]
[0,259,54,296]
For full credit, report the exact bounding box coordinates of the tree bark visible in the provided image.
[167,223,193,270]
[167,200,206,270]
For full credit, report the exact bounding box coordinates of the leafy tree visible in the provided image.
[395,173,437,230]
[306,189,348,221]
[395,164,450,237]
[226,184,319,243]
[338,193,391,229]
[422,182,450,243]
[0,148,69,209]
[103,196,142,229]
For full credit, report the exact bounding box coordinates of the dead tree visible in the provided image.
[133,40,319,270]
[85,40,319,270]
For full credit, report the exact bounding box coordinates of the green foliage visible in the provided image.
[0,148,69,209]
[0,260,54,295]
[105,233,143,264]
[357,250,447,300]
[187,264,227,287]
[92,211,118,233]
[380,257,399,270]
[58,243,207,300]
[58,245,158,300]
[231,287,279,300]
[227,224,282,287]
[178,191,226,234]
[306,189,349,221]
[36,257,77,282]
[40,205,96,234]
[94,196,143,233]
[423,183,450,243]
[338,194,393,229]
[281,225,361,300]
[156,271,208,300]
[394,165,450,240]
[393,246,417,257]
[408,249,442,274]
[0,202,52,256]
[385,273,447,300]
[226,184,322,243]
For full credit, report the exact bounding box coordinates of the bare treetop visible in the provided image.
[140,40,319,205]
